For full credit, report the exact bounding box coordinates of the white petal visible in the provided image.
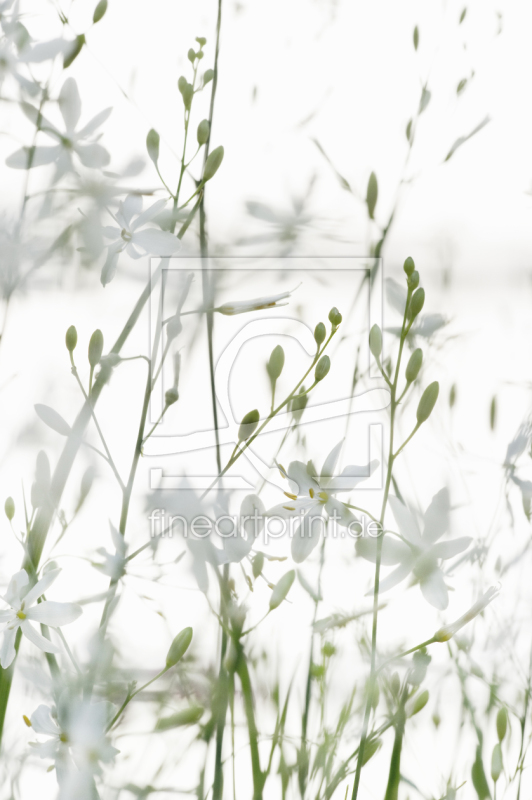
[356,535,410,565]
[223,533,252,563]
[287,461,318,496]
[328,460,379,492]
[6,145,61,169]
[320,440,343,486]
[386,277,407,315]
[0,610,15,623]
[291,508,324,563]
[265,498,315,519]
[388,495,423,545]
[132,228,180,255]
[130,198,167,230]
[120,194,143,226]
[102,226,121,239]
[77,107,112,139]
[23,569,61,608]
[30,704,61,736]
[430,537,471,559]
[422,487,450,543]
[4,569,29,605]
[20,620,60,653]
[420,569,449,610]
[26,601,82,626]
[58,78,81,133]
[378,560,413,593]
[0,626,18,668]
[324,496,357,528]
[240,493,266,536]
[75,143,110,168]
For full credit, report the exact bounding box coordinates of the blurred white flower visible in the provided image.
[6,78,111,178]
[385,278,447,341]
[101,194,180,286]
[0,568,82,667]
[215,286,298,315]
[357,488,471,609]
[266,441,378,563]
[434,583,500,641]
[93,523,127,581]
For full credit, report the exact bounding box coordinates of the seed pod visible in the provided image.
[146,128,160,164]
[408,270,420,290]
[416,381,439,424]
[197,119,210,145]
[408,288,425,320]
[93,0,107,23]
[366,171,378,220]
[238,409,260,442]
[369,324,382,359]
[405,348,423,382]
[314,322,326,346]
[65,325,77,353]
[166,626,193,668]
[328,307,342,327]
[203,146,224,182]
[165,387,179,406]
[403,256,415,276]
[203,69,214,86]
[252,552,264,579]
[88,329,104,368]
[491,743,503,782]
[315,355,330,382]
[496,707,507,742]
[267,345,285,382]
[4,497,14,521]
[155,706,203,731]
[269,570,295,610]
[409,689,429,716]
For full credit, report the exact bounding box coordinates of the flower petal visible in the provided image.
[22,568,61,608]
[291,508,324,563]
[75,143,110,168]
[287,461,318,496]
[0,626,18,668]
[6,145,61,169]
[58,78,81,133]
[20,620,60,653]
[320,440,343,485]
[4,569,29,605]
[388,495,423,545]
[77,107,112,139]
[119,194,143,226]
[420,569,449,610]
[377,560,413,593]
[130,198,167,231]
[26,601,82,627]
[422,487,450,543]
[324,496,358,528]
[356,535,410,565]
[265,497,314,519]
[132,228,180,256]
[30,704,61,736]
[430,537,471,559]
[328,460,379,492]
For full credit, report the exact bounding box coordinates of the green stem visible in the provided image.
[236,648,263,800]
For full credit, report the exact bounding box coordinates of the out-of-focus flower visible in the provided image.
[357,488,471,609]
[93,523,127,581]
[101,194,180,286]
[434,583,500,641]
[215,286,299,316]
[266,441,378,563]
[385,278,447,341]
[6,78,111,178]
[0,568,82,667]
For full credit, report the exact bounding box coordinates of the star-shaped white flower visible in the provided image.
[356,488,471,609]
[0,568,82,668]
[266,441,378,563]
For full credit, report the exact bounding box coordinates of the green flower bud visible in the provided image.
[472,745,491,800]
[187,48,196,63]
[496,707,508,742]
[252,552,264,578]
[409,689,429,716]
[491,743,503,783]
[328,307,342,327]
[65,325,77,353]
[403,256,415,276]
[203,69,214,86]
[413,25,419,50]
[4,497,14,521]
[366,171,378,220]
[269,570,295,610]
[314,322,326,346]
[322,642,336,658]
[182,83,194,110]
[361,737,382,765]
[155,706,203,731]
[63,34,85,69]
[177,76,187,94]
[408,287,425,320]
[146,128,160,164]
[408,270,420,289]
[93,0,107,23]
[267,345,285,382]
[416,381,439,424]
[291,387,308,420]
[196,36,207,46]
[196,51,204,60]
[203,145,224,182]
[166,626,193,668]
[88,329,104,368]
[405,348,423,382]
[490,395,497,431]
[165,387,179,406]
[369,324,382,359]
[315,355,330,383]
[197,119,210,145]
[449,383,457,408]
[238,409,260,442]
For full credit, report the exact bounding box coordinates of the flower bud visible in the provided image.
[155,706,203,731]
[496,707,507,742]
[405,348,423,382]
[203,146,224,182]
[315,355,330,383]
[269,569,295,610]
[187,48,196,63]
[408,270,419,290]
[88,329,104,368]
[408,287,425,320]
[366,171,378,220]
[252,552,264,579]
[146,128,160,164]
[416,381,439,424]
[409,689,429,717]
[491,743,503,783]
[238,409,260,442]
[314,322,326,346]
[177,76,187,94]
[65,325,77,353]
[197,119,210,146]
[165,388,179,406]
[290,387,308,420]
[361,737,382,765]
[93,0,108,23]
[369,324,382,359]
[182,84,193,110]
[449,383,457,408]
[4,497,14,521]
[403,256,415,276]
[267,345,285,382]
[203,69,214,86]
[328,307,342,327]
[196,36,207,46]
[166,626,193,668]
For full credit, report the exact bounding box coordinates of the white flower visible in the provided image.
[29,704,69,764]
[94,523,127,581]
[6,78,111,178]
[101,194,180,286]
[434,584,500,642]
[215,286,299,315]
[0,568,82,668]
[266,441,378,563]
[356,489,471,610]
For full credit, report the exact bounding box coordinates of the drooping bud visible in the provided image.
[4,497,14,521]
[408,270,420,290]
[496,707,507,742]
[314,322,326,346]
[408,287,425,320]
[166,626,193,668]
[93,0,107,23]
[267,345,285,382]
[491,743,503,783]
[369,324,382,359]
[315,355,330,383]
[269,570,295,610]
[416,381,439,424]
[65,325,77,353]
[88,329,104,368]
[403,256,415,276]
[203,146,224,182]
[238,409,260,442]
[405,348,423,382]
[146,128,160,165]
[197,119,210,146]
[328,307,342,327]
[165,388,179,406]
[409,689,429,717]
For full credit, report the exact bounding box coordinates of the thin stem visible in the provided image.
[107,667,168,732]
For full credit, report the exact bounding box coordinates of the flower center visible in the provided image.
[59,733,69,743]
[121,228,132,242]
[16,610,26,619]
[318,491,329,503]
